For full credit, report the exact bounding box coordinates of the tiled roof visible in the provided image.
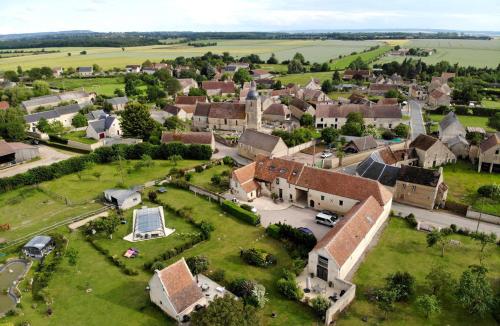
[106,96,128,106]
[201,81,235,93]
[410,134,438,151]
[194,103,211,117]
[263,104,290,116]
[163,105,183,116]
[207,103,245,119]
[239,129,284,152]
[178,78,198,89]
[429,89,447,100]
[254,156,305,184]
[369,84,397,91]
[346,136,378,152]
[289,97,312,112]
[439,112,462,131]
[161,132,213,145]
[158,259,204,314]
[24,103,83,124]
[314,196,384,266]
[232,162,260,193]
[377,98,398,105]
[480,132,500,152]
[175,96,207,105]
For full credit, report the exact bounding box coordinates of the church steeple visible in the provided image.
[245,81,261,130]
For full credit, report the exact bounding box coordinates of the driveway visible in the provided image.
[213,142,251,165]
[392,202,500,237]
[253,197,331,239]
[409,100,426,140]
[0,144,75,178]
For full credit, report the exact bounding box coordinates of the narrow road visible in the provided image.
[409,100,426,140]
[392,202,500,236]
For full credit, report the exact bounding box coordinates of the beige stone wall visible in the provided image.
[393,181,438,209]
[208,117,245,132]
[416,142,456,168]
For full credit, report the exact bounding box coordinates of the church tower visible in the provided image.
[245,81,262,130]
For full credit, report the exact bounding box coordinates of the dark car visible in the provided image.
[297,227,314,236]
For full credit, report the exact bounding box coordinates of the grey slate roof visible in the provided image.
[77,66,93,73]
[104,189,138,205]
[24,103,83,123]
[24,235,52,250]
[86,110,107,121]
[439,112,462,131]
[346,136,378,152]
[106,96,128,106]
[88,116,116,133]
[239,129,283,152]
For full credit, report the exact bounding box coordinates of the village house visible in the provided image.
[368,84,398,96]
[355,148,447,209]
[409,84,427,100]
[477,132,500,173]
[86,115,122,140]
[262,103,291,122]
[344,135,378,153]
[237,129,289,160]
[304,78,321,91]
[52,67,64,77]
[174,96,208,119]
[103,189,142,210]
[222,62,250,74]
[315,103,402,129]
[125,65,141,73]
[76,66,93,77]
[428,89,451,107]
[161,131,215,151]
[22,91,94,113]
[445,135,470,159]
[177,78,199,95]
[302,89,331,103]
[0,140,40,166]
[410,134,456,168]
[438,111,466,143]
[251,69,272,80]
[376,98,399,106]
[255,78,274,89]
[289,97,315,119]
[163,105,190,121]
[201,81,236,96]
[343,69,371,81]
[105,96,129,111]
[24,103,86,131]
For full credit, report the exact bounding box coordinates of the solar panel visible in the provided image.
[135,208,163,233]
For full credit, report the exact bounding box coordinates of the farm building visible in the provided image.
[22,235,54,259]
[0,140,39,165]
[103,189,142,210]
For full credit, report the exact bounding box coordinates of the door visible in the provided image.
[279,189,283,199]
[317,265,328,281]
[309,200,315,208]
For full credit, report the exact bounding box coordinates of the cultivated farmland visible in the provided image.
[375,38,500,68]
[0,39,383,71]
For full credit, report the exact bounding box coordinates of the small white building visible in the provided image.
[103,189,141,210]
[86,115,122,140]
[149,258,207,322]
[77,66,93,77]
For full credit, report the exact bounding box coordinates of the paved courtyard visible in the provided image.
[253,197,331,239]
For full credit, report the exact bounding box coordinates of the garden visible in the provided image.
[338,217,500,326]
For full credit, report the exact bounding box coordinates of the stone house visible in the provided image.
[76,66,93,76]
[237,129,288,160]
[343,69,371,81]
[368,84,397,96]
[177,78,199,95]
[410,134,456,168]
[262,104,291,122]
[428,89,451,107]
[289,97,315,119]
[477,133,500,173]
[445,135,470,159]
[106,96,128,111]
[315,103,402,129]
[439,112,466,143]
[86,115,122,140]
[163,105,190,121]
[24,103,86,131]
[174,96,208,119]
[409,84,427,100]
[125,65,141,73]
[201,81,236,96]
[344,136,378,153]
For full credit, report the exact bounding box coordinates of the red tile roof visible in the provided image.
[175,96,207,105]
[314,196,384,266]
[161,132,213,145]
[201,81,235,93]
[369,84,397,91]
[158,259,204,314]
[410,134,438,151]
[206,103,246,119]
[377,98,398,105]
[263,104,290,116]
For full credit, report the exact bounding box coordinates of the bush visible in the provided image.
[222,156,234,166]
[195,165,204,173]
[311,295,331,317]
[240,204,253,211]
[48,134,69,145]
[221,200,260,225]
[404,213,418,228]
[184,172,193,182]
[211,269,226,282]
[241,248,277,267]
[150,261,166,272]
[277,272,303,301]
[385,271,415,302]
[477,184,500,199]
[266,224,281,239]
[148,190,158,203]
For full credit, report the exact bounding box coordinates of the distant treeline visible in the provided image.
[0,31,492,49]
[187,42,218,47]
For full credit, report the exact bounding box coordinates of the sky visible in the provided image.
[1,0,499,35]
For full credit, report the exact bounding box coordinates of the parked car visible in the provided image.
[320,152,333,159]
[157,187,167,193]
[315,212,337,227]
[297,227,314,236]
[320,210,338,219]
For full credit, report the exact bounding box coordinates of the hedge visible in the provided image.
[87,238,139,276]
[433,105,497,117]
[48,134,69,145]
[221,200,260,226]
[0,142,212,193]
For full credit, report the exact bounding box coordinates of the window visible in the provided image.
[339,200,343,206]
[321,195,325,201]
[496,149,500,155]
[276,179,280,185]
[318,255,328,267]
[321,118,323,122]
[411,185,416,192]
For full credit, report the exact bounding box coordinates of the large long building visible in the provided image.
[21,91,95,113]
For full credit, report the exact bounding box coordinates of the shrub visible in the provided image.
[198,220,215,240]
[150,261,166,272]
[223,156,234,166]
[404,213,418,228]
[211,269,226,282]
[266,224,281,239]
[240,204,253,211]
[311,295,331,317]
[48,134,69,145]
[195,165,204,173]
[186,255,209,275]
[221,200,260,225]
[184,172,193,182]
[241,248,277,267]
[385,271,415,302]
[148,190,158,203]
[477,184,500,199]
[229,278,255,299]
[211,174,222,185]
[277,276,303,300]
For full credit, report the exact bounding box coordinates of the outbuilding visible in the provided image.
[22,235,54,259]
[103,189,142,210]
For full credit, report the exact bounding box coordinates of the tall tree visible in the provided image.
[190,294,260,326]
[32,80,51,97]
[232,69,252,85]
[164,78,181,96]
[416,294,440,319]
[0,108,26,140]
[455,265,493,316]
[119,102,157,140]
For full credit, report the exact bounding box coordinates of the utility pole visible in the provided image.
[475,198,484,233]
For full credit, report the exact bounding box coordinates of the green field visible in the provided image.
[49,77,125,96]
[338,218,500,326]
[375,39,500,68]
[443,160,500,216]
[481,100,500,109]
[0,39,383,71]
[63,130,98,144]
[0,159,204,242]
[428,113,494,132]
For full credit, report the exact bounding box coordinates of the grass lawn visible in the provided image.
[443,160,500,216]
[328,91,352,100]
[48,77,125,96]
[481,100,500,109]
[63,130,98,144]
[428,113,494,132]
[338,218,500,326]
[277,71,334,86]
[0,159,205,242]
[157,187,318,325]
[189,164,233,193]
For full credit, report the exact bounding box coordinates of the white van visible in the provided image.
[315,212,336,227]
